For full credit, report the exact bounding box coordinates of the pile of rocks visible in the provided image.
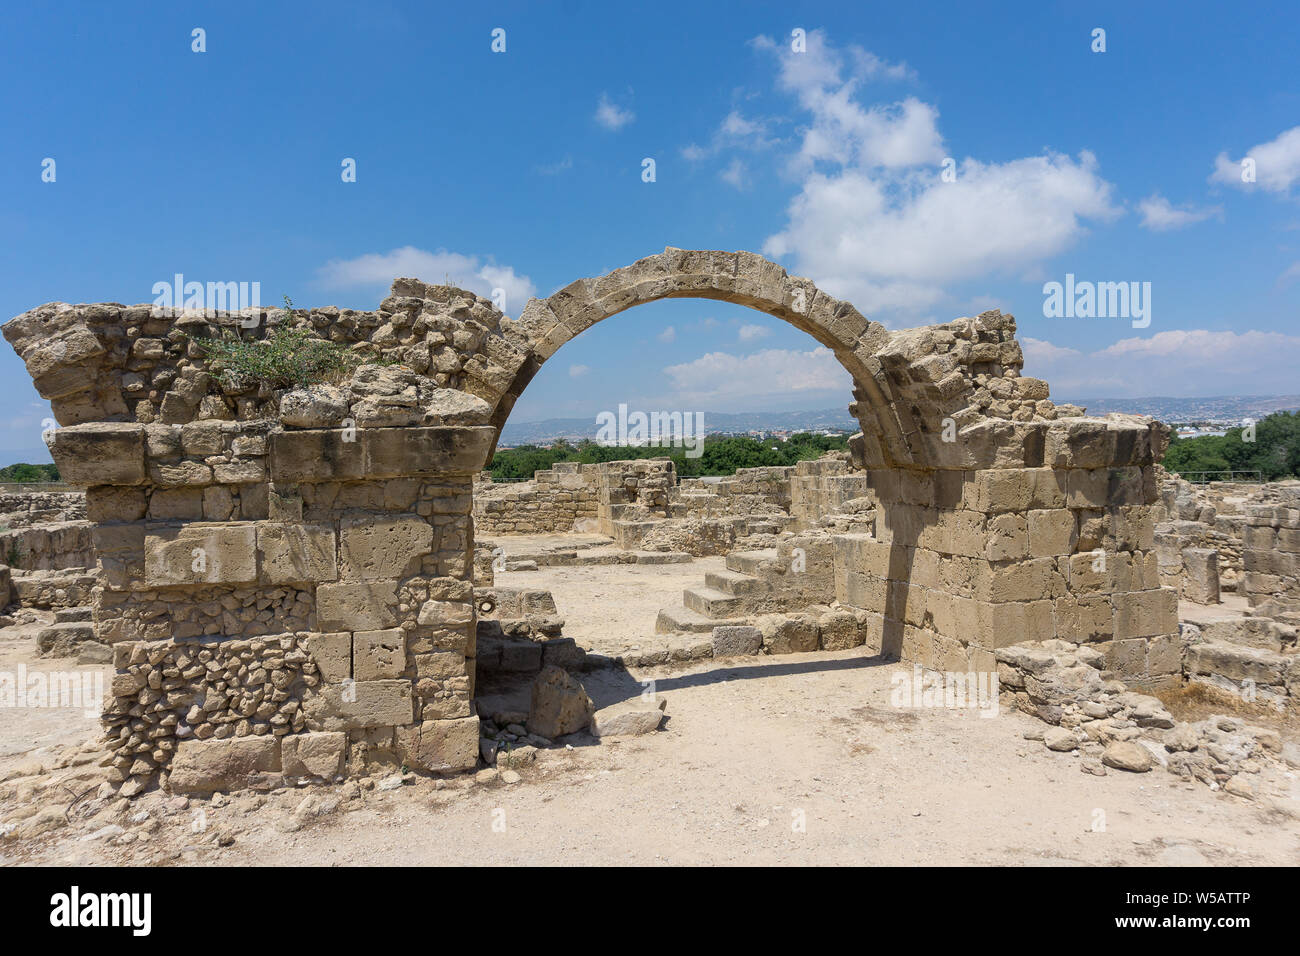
[997,639,1287,795]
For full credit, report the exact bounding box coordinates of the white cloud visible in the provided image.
[661,347,852,407]
[1278,261,1300,287]
[569,364,590,377]
[595,93,635,130]
[657,326,676,343]
[737,323,770,342]
[1137,194,1223,231]
[720,159,748,189]
[1211,125,1300,193]
[1022,329,1300,397]
[681,109,781,162]
[315,246,536,317]
[752,31,1119,315]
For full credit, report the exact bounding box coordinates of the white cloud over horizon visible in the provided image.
[315,246,536,317]
[1023,329,1300,398]
[658,346,852,408]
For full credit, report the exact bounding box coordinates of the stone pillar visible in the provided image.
[1181,547,1220,604]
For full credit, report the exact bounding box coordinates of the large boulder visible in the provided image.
[527,665,594,738]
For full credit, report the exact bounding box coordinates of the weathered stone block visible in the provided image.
[353,628,406,680]
[339,513,432,581]
[316,580,398,631]
[169,736,281,794]
[306,631,352,682]
[303,679,413,731]
[47,422,146,485]
[395,716,480,772]
[280,731,347,779]
[257,522,337,584]
[143,523,258,586]
[712,624,762,657]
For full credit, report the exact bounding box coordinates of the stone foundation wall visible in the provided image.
[1242,491,1300,613]
[473,462,599,534]
[0,520,95,571]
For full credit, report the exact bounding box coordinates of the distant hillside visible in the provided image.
[499,408,858,446]
[1060,395,1300,423]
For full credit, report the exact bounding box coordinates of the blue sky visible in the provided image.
[2,1,1298,462]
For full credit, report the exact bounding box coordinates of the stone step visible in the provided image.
[35,621,96,657]
[705,569,766,596]
[726,548,779,575]
[654,604,750,633]
[54,605,93,623]
[1185,641,1293,690]
[683,586,745,617]
[588,633,714,669]
[610,519,663,550]
[1190,616,1296,652]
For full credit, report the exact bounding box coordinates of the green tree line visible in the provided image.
[0,462,60,482]
[488,433,851,481]
[1162,410,1300,481]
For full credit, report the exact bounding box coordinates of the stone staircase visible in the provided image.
[655,547,785,633]
[1182,608,1298,708]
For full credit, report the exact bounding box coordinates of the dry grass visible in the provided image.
[1153,679,1299,733]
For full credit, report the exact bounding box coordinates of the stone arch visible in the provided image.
[1,248,1177,798]
[481,247,915,468]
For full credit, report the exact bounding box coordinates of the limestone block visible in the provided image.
[1182,547,1220,604]
[1112,587,1178,640]
[818,610,865,651]
[316,580,399,631]
[257,522,337,584]
[985,513,1028,561]
[339,513,432,581]
[303,679,414,731]
[712,624,762,657]
[1028,508,1077,557]
[144,523,258,586]
[168,736,281,794]
[364,425,495,477]
[417,599,474,626]
[268,429,367,482]
[280,731,348,778]
[395,716,480,772]
[46,422,146,485]
[527,665,593,738]
[353,628,406,680]
[306,632,352,682]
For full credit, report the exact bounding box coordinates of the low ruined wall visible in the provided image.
[473,462,599,534]
[0,490,85,526]
[790,455,869,529]
[0,520,95,571]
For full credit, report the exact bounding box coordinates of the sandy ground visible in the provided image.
[2,541,1299,866]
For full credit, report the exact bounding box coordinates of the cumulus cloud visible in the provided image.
[661,347,852,407]
[568,364,590,378]
[315,246,535,317]
[748,30,1119,316]
[681,109,781,162]
[720,159,749,189]
[1022,330,1300,397]
[1138,194,1223,231]
[737,323,770,342]
[595,93,635,130]
[657,326,677,343]
[1210,125,1300,193]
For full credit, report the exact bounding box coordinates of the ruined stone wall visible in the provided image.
[0,491,85,526]
[473,462,599,534]
[834,416,1176,685]
[790,455,869,529]
[0,521,95,571]
[1242,490,1300,614]
[4,247,1179,794]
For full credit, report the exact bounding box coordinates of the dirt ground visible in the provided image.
[2,541,1299,866]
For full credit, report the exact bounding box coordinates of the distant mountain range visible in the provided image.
[500,395,1300,446]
